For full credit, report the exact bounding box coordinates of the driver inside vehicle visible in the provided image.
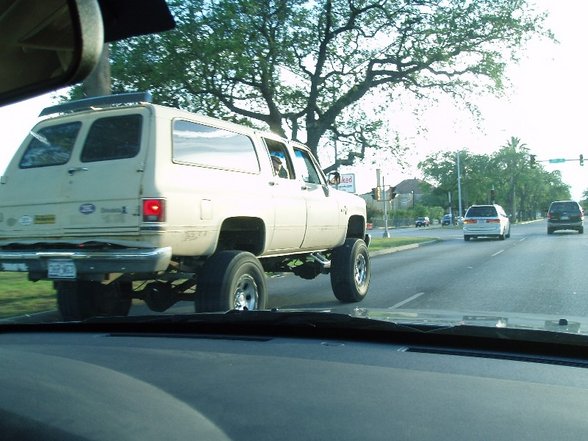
[271,154,289,178]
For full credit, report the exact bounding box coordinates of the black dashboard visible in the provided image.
[2,327,588,440]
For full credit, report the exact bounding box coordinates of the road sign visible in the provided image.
[338,173,356,193]
[548,158,566,163]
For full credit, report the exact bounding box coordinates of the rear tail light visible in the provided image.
[463,219,477,224]
[142,198,165,222]
[487,219,501,223]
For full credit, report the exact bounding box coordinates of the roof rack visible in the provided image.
[39,91,153,117]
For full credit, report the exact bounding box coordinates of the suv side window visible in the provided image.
[293,148,324,185]
[173,120,260,173]
[19,122,81,168]
[81,114,142,162]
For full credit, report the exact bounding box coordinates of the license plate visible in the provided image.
[561,216,569,220]
[48,260,76,279]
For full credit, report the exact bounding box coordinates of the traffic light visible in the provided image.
[371,187,382,200]
[530,154,536,168]
[373,186,396,201]
[388,186,397,200]
[580,154,584,166]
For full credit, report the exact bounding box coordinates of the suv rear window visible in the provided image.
[466,206,498,217]
[19,122,82,169]
[549,202,581,213]
[81,114,143,162]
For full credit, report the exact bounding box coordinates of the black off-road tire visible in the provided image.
[330,238,370,303]
[195,251,267,312]
[56,281,132,321]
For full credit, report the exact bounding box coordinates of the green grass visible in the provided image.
[0,273,56,318]
[0,236,433,318]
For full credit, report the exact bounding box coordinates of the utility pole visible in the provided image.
[456,151,463,219]
[382,176,390,238]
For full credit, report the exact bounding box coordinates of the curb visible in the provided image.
[369,239,440,257]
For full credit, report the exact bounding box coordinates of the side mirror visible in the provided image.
[0,0,104,106]
[328,171,341,186]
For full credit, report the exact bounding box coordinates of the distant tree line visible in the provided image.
[418,137,571,222]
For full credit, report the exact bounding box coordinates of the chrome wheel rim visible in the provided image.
[354,253,368,287]
[233,274,259,310]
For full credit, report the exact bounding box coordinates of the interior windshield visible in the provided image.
[0,0,586,339]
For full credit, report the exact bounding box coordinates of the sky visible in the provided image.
[0,0,586,199]
[331,0,588,199]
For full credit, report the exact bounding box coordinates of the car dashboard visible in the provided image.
[1,324,588,440]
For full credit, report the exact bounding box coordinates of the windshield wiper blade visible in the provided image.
[75,309,449,336]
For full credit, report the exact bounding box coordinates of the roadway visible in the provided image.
[263,219,588,318]
[147,219,585,319]
[14,219,587,322]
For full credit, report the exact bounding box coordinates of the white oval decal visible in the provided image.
[79,203,96,215]
[19,215,33,226]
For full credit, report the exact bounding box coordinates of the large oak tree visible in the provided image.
[106,0,550,168]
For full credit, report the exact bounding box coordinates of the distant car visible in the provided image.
[415,216,430,227]
[463,204,510,241]
[442,214,454,226]
[547,200,584,234]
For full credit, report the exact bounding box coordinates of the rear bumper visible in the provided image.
[463,225,502,236]
[547,220,583,229]
[0,247,172,279]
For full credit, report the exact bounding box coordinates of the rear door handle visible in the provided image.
[67,167,89,176]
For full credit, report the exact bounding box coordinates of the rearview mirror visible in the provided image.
[0,0,104,106]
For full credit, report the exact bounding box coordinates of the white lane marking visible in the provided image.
[389,292,425,309]
[519,237,526,242]
[491,250,504,257]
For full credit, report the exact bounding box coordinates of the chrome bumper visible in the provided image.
[0,247,172,279]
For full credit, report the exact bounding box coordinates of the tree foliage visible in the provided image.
[102,0,548,167]
[418,138,571,222]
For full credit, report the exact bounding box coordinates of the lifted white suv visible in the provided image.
[0,92,370,320]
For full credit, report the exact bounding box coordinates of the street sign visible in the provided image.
[337,173,356,193]
[548,158,566,163]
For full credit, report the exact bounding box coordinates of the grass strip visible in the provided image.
[0,273,55,318]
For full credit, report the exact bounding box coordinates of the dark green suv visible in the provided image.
[547,200,584,234]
